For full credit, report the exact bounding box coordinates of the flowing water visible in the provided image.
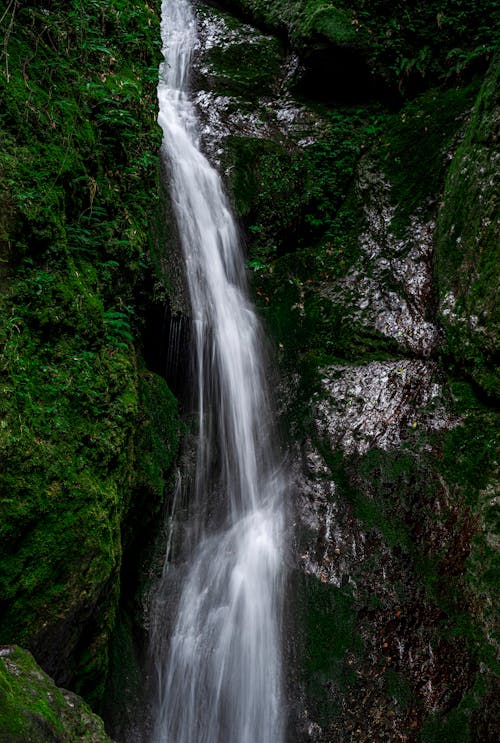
[151,1,287,741]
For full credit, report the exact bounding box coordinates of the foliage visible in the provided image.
[435,57,500,397]
[219,0,499,90]
[226,105,383,268]
[345,0,500,89]
[0,0,180,706]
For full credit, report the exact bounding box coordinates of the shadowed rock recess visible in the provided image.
[0,0,498,741]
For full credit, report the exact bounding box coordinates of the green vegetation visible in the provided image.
[0,645,113,742]
[205,37,283,100]
[219,0,499,90]
[379,83,478,230]
[0,0,180,706]
[226,107,380,261]
[299,575,359,723]
[435,57,500,397]
[420,672,499,743]
[225,105,394,382]
[0,0,497,739]
[345,0,499,89]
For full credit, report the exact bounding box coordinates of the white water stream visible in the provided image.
[151,1,286,741]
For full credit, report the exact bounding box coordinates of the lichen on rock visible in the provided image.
[316,360,459,455]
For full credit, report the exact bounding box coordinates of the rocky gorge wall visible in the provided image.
[0,0,180,736]
[0,0,497,741]
[191,2,498,741]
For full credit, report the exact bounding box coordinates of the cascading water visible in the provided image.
[151,1,287,742]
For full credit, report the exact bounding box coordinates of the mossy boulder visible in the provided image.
[211,0,361,46]
[198,6,285,103]
[211,0,373,101]
[0,645,114,742]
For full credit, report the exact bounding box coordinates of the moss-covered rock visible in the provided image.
[0,0,180,710]
[213,0,499,93]
[201,5,498,738]
[292,374,498,742]
[0,645,114,742]
[435,56,500,398]
[199,10,284,102]
[210,0,362,46]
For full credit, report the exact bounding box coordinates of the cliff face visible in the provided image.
[0,1,497,741]
[0,0,180,729]
[435,58,499,397]
[193,2,498,741]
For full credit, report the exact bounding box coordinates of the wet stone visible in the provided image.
[322,166,439,356]
[315,360,460,456]
[193,3,326,162]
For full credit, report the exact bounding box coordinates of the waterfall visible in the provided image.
[151,2,287,742]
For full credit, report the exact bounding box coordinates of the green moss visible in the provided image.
[431,388,499,668]
[418,672,498,743]
[379,83,478,232]
[421,706,471,743]
[0,646,112,742]
[298,575,359,723]
[215,1,362,46]
[0,0,180,706]
[219,0,499,88]
[101,613,143,734]
[226,106,379,258]
[435,57,499,397]
[302,4,360,45]
[437,409,497,501]
[205,37,283,99]
[225,106,402,382]
[314,407,496,736]
[384,669,413,710]
[323,446,415,551]
[225,136,312,257]
[253,248,398,371]
[135,369,180,501]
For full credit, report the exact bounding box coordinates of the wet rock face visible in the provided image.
[288,186,497,739]
[316,360,458,456]
[182,8,498,741]
[193,3,327,162]
[293,422,481,742]
[322,164,439,357]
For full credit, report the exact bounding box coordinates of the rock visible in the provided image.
[322,163,439,357]
[435,56,500,397]
[193,3,326,163]
[316,360,459,456]
[0,645,114,742]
